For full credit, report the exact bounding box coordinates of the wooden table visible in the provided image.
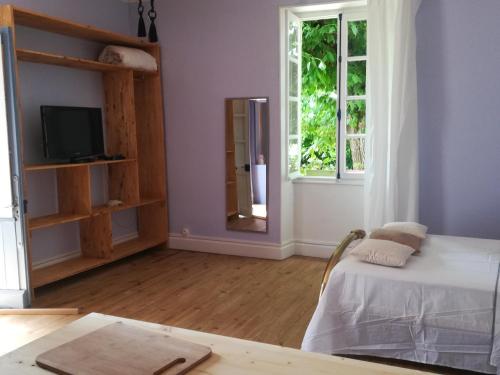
[0,313,430,374]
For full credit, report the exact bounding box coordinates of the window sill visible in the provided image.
[291,176,364,186]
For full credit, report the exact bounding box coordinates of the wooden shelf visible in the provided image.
[25,158,136,172]
[92,198,164,215]
[29,213,90,231]
[12,6,155,48]
[31,236,166,288]
[112,237,166,261]
[31,256,108,288]
[29,199,165,231]
[17,49,158,76]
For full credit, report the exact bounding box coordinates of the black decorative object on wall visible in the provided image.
[137,0,146,37]
[148,0,158,43]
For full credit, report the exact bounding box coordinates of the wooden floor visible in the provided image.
[32,248,325,348]
[0,248,483,374]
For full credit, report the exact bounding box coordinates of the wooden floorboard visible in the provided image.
[31,248,325,349]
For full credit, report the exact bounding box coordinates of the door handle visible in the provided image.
[245,164,250,172]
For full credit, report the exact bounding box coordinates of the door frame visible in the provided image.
[0,27,30,307]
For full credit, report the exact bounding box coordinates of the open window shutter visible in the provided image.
[286,11,302,178]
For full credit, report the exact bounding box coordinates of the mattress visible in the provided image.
[302,235,500,374]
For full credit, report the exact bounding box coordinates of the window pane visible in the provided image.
[346,100,366,134]
[288,138,300,174]
[348,20,367,57]
[289,101,298,135]
[289,61,298,97]
[346,138,365,172]
[301,18,338,175]
[347,60,366,96]
[288,22,299,58]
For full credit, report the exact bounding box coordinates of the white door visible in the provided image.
[0,28,29,308]
[232,100,252,217]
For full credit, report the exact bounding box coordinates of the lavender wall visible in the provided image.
[153,0,500,244]
[417,0,500,240]
[156,0,338,244]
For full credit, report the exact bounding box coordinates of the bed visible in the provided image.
[302,231,500,374]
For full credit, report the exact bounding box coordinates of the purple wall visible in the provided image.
[151,0,500,243]
[417,0,500,240]
[156,0,335,244]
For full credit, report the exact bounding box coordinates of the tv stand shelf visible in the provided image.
[25,158,136,171]
[0,4,168,292]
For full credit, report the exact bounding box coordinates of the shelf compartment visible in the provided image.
[31,256,108,288]
[31,236,165,288]
[108,162,140,205]
[28,165,91,230]
[24,158,136,172]
[112,237,166,261]
[29,213,89,231]
[16,49,158,76]
[12,6,155,48]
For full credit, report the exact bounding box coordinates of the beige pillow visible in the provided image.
[351,239,415,267]
[369,228,423,254]
[383,222,428,239]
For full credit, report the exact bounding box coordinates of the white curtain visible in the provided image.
[364,0,422,231]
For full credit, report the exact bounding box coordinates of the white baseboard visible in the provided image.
[169,234,337,260]
[32,232,139,270]
[32,231,338,270]
[169,233,293,260]
[294,240,338,258]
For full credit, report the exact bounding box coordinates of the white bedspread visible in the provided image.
[302,235,500,374]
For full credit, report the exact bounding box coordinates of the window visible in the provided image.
[284,8,367,180]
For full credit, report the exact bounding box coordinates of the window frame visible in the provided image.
[285,10,302,180]
[339,10,367,179]
[282,5,367,182]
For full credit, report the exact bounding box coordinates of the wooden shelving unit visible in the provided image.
[0,5,168,290]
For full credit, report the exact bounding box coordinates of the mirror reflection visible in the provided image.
[226,98,269,233]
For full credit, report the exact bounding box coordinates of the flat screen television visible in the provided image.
[41,106,104,161]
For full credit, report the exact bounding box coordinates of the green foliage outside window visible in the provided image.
[301,19,367,174]
[301,19,338,175]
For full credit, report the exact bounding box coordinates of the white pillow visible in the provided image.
[383,221,428,239]
[351,239,415,267]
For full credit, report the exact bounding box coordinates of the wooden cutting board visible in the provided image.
[35,322,212,375]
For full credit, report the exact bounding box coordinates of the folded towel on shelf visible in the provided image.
[98,45,157,72]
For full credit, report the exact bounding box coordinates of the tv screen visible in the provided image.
[41,106,104,161]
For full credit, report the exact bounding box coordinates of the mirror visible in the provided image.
[226,97,269,233]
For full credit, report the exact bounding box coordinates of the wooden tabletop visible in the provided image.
[0,313,430,374]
